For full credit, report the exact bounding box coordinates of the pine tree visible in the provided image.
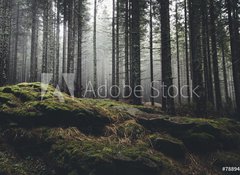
[159,0,175,113]
[189,0,206,116]
[131,0,141,105]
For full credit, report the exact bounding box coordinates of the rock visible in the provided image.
[0,83,240,175]
[137,116,195,137]
[150,135,186,159]
[183,132,218,153]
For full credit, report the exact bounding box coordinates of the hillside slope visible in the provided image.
[0,83,240,175]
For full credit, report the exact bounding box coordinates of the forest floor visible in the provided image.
[0,83,240,175]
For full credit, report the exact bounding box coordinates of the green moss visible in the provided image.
[0,83,240,175]
[149,133,186,158]
[49,137,177,174]
[149,133,183,145]
[117,120,145,140]
[172,116,240,132]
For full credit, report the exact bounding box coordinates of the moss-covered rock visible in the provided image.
[116,120,145,140]
[149,134,186,158]
[183,132,218,153]
[0,83,239,175]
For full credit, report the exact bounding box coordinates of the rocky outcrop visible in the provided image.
[0,83,239,175]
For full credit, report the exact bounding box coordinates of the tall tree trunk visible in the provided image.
[76,0,83,97]
[67,0,74,73]
[112,0,116,97]
[175,2,181,105]
[0,0,11,86]
[124,0,130,97]
[93,0,97,92]
[150,0,154,106]
[184,0,191,104]
[30,0,38,82]
[160,0,175,113]
[62,0,67,88]
[42,0,49,73]
[189,0,206,116]
[13,3,20,83]
[129,1,133,98]
[210,0,222,110]
[55,0,60,85]
[131,0,141,105]
[201,0,214,108]
[116,0,120,99]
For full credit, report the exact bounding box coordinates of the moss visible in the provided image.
[149,133,186,158]
[183,132,218,153]
[117,120,145,140]
[49,138,178,175]
[0,92,19,108]
[0,83,240,175]
[172,116,240,133]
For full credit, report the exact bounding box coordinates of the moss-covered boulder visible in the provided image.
[0,83,239,175]
[149,134,186,158]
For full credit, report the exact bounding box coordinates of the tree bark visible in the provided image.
[131,0,141,105]
[0,0,11,86]
[176,2,181,105]
[124,0,130,97]
[76,0,83,97]
[160,0,175,113]
[189,0,206,116]
[210,0,222,110]
[184,0,191,104]
[112,0,116,97]
[30,0,38,82]
[150,0,154,106]
[13,3,20,83]
[93,0,97,92]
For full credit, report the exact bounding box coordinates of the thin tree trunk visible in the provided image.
[184,0,191,104]
[62,0,67,88]
[55,0,60,85]
[124,0,130,97]
[13,3,20,83]
[176,2,181,105]
[149,0,154,106]
[93,0,97,92]
[112,0,116,97]
[116,0,120,99]
[210,0,222,110]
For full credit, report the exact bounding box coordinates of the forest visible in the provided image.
[0,0,240,174]
[0,0,240,116]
